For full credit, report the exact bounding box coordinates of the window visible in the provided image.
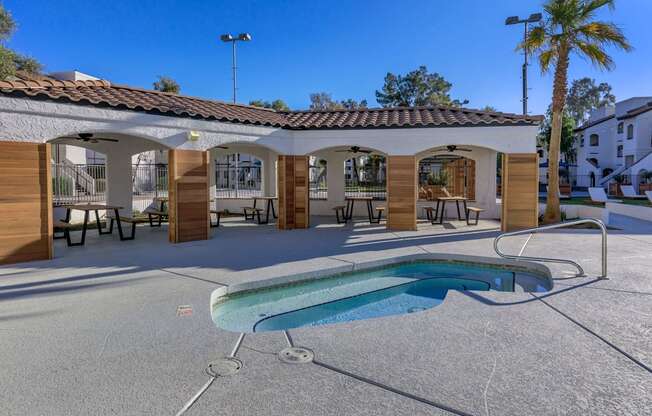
[617,122,624,134]
[627,124,634,139]
[625,155,635,167]
[589,134,599,146]
[580,135,585,147]
[617,145,623,157]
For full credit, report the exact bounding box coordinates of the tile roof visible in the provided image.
[573,114,615,133]
[0,76,542,130]
[617,101,652,120]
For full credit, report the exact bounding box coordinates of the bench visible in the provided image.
[423,206,438,222]
[109,216,148,240]
[53,220,85,247]
[332,205,346,224]
[144,209,168,227]
[210,210,226,228]
[465,207,484,226]
[242,207,265,223]
[370,206,385,224]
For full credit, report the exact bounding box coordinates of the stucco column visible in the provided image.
[326,152,346,205]
[208,151,216,206]
[106,149,133,217]
[474,150,499,219]
[264,151,277,197]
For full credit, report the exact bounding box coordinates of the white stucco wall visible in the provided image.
[0,95,538,224]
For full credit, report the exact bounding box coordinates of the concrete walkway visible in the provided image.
[0,216,650,415]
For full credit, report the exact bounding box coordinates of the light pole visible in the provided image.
[220,33,252,103]
[505,13,542,115]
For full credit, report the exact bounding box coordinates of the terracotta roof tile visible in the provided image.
[0,76,542,129]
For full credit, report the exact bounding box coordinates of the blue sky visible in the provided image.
[5,0,651,115]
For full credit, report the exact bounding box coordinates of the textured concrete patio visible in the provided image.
[0,215,650,415]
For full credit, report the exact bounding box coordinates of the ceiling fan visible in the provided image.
[335,146,372,154]
[434,145,472,153]
[61,133,119,144]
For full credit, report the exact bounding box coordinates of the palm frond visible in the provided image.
[539,49,556,73]
[519,25,546,53]
[581,0,615,19]
[577,21,633,51]
[575,41,615,70]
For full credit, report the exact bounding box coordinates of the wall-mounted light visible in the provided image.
[187,131,200,141]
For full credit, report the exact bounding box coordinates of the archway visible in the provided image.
[208,142,279,226]
[303,145,387,224]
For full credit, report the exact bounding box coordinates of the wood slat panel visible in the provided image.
[277,155,309,230]
[387,156,417,231]
[0,141,52,264]
[168,149,209,243]
[501,153,539,232]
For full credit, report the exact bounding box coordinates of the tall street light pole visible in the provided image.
[220,33,252,103]
[505,13,542,115]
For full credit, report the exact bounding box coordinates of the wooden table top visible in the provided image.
[436,196,467,201]
[253,196,277,200]
[62,204,124,211]
[345,196,374,201]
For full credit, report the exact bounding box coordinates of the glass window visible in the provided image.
[617,122,624,134]
[580,136,585,147]
[617,145,623,157]
[627,124,634,139]
[625,155,635,167]
[589,134,599,146]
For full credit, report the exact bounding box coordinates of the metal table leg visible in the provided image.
[96,209,113,235]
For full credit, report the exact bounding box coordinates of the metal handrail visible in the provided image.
[494,218,607,278]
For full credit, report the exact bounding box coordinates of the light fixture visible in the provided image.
[220,32,252,103]
[505,12,542,115]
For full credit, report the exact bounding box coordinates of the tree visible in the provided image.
[339,98,367,110]
[566,77,615,124]
[153,76,180,94]
[521,0,631,224]
[481,105,498,112]
[249,99,290,111]
[0,4,43,79]
[308,92,367,111]
[538,106,576,163]
[375,65,466,107]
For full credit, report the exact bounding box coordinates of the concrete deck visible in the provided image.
[0,215,650,415]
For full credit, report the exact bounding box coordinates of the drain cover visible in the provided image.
[408,306,427,313]
[278,347,314,364]
[206,357,243,377]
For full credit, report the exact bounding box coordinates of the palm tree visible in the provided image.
[522,0,631,223]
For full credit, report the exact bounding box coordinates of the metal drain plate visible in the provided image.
[278,347,314,364]
[206,357,243,377]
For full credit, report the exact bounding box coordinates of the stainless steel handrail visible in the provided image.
[494,218,607,278]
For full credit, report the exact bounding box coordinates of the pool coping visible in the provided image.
[209,253,553,309]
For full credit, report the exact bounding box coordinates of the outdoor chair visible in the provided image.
[588,187,622,204]
[620,185,646,199]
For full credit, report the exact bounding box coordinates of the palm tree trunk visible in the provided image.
[543,46,570,224]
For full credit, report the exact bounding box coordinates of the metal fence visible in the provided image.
[215,164,263,198]
[52,163,168,211]
[309,165,327,200]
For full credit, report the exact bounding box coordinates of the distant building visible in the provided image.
[573,97,652,189]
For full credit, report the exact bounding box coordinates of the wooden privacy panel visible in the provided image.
[387,156,417,231]
[444,158,475,200]
[168,150,210,243]
[0,142,53,264]
[277,155,309,229]
[501,153,539,232]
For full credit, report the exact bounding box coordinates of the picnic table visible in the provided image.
[431,196,468,225]
[344,196,374,223]
[252,196,278,224]
[58,204,125,245]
